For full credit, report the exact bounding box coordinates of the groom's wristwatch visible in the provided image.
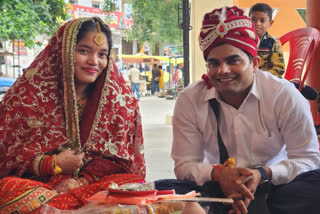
[256,167,270,183]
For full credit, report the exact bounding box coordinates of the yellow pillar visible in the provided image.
[189,0,233,83]
[306,0,320,123]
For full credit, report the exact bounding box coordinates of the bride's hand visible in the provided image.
[56,150,85,174]
[52,178,81,193]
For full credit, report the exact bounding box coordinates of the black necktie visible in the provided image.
[209,98,229,164]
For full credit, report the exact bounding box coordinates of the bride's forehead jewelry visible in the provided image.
[94,21,105,46]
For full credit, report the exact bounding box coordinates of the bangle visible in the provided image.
[52,155,62,175]
[33,155,44,176]
[38,155,46,176]
[45,156,53,175]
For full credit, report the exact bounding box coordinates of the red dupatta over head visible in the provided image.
[0,17,145,179]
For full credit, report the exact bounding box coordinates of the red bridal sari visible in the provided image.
[0,17,145,213]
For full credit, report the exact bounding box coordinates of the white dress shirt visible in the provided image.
[172,70,320,186]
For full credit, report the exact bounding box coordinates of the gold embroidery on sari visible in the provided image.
[116,94,126,107]
[27,117,43,128]
[137,143,144,154]
[107,139,119,155]
[25,68,37,81]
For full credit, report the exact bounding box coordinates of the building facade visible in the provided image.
[65,0,136,60]
[1,0,138,78]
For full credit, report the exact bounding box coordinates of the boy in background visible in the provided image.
[249,3,285,77]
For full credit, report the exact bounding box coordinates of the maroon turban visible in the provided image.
[198,6,258,60]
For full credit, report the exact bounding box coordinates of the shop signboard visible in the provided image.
[67,4,133,29]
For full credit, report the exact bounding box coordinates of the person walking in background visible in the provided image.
[249,3,285,77]
[151,64,160,95]
[128,64,141,100]
[158,65,165,91]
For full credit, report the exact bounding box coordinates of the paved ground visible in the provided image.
[139,95,177,182]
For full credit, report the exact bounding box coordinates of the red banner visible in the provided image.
[67,4,133,29]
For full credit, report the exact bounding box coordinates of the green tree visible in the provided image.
[103,0,118,12]
[296,9,306,23]
[0,0,68,47]
[104,0,182,51]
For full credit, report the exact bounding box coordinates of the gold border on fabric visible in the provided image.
[61,18,92,149]
[62,20,75,148]
[0,189,34,208]
[0,187,58,213]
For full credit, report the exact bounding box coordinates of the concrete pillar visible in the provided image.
[306,0,320,123]
[132,40,137,55]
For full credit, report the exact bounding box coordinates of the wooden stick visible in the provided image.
[160,197,233,203]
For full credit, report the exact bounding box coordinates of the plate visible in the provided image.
[108,188,157,196]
